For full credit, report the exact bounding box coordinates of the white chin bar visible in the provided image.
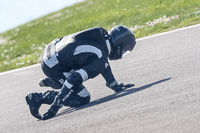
[122,51,131,57]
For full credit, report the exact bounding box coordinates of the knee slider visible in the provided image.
[67,72,83,85]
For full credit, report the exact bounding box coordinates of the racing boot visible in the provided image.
[39,78,61,89]
[26,91,59,120]
[39,78,54,87]
[25,93,43,120]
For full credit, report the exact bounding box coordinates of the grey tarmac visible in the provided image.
[0,24,200,133]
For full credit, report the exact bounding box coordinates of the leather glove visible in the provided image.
[42,105,60,120]
[42,96,63,120]
[42,84,74,120]
[107,81,135,92]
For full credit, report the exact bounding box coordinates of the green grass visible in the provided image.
[0,0,200,72]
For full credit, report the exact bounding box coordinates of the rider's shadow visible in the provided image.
[56,78,171,117]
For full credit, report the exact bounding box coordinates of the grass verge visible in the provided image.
[0,0,200,72]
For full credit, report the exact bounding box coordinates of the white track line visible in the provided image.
[137,23,200,41]
[0,64,40,76]
[0,23,200,76]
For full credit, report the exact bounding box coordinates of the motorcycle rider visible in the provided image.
[26,25,136,120]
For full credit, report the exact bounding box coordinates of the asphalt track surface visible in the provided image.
[0,24,200,133]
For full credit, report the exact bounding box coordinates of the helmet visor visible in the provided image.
[122,44,132,57]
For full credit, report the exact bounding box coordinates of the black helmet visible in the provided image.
[108,25,136,60]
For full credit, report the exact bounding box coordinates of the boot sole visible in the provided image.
[25,95,42,120]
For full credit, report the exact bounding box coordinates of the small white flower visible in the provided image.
[27,60,30,63]
[194,10,200,14]
[6,55,9,59]
[38,46,43,50]
[15,28,20,32]
[4,61,8,65]
[44,22,49,25]
[10,47,13,51]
